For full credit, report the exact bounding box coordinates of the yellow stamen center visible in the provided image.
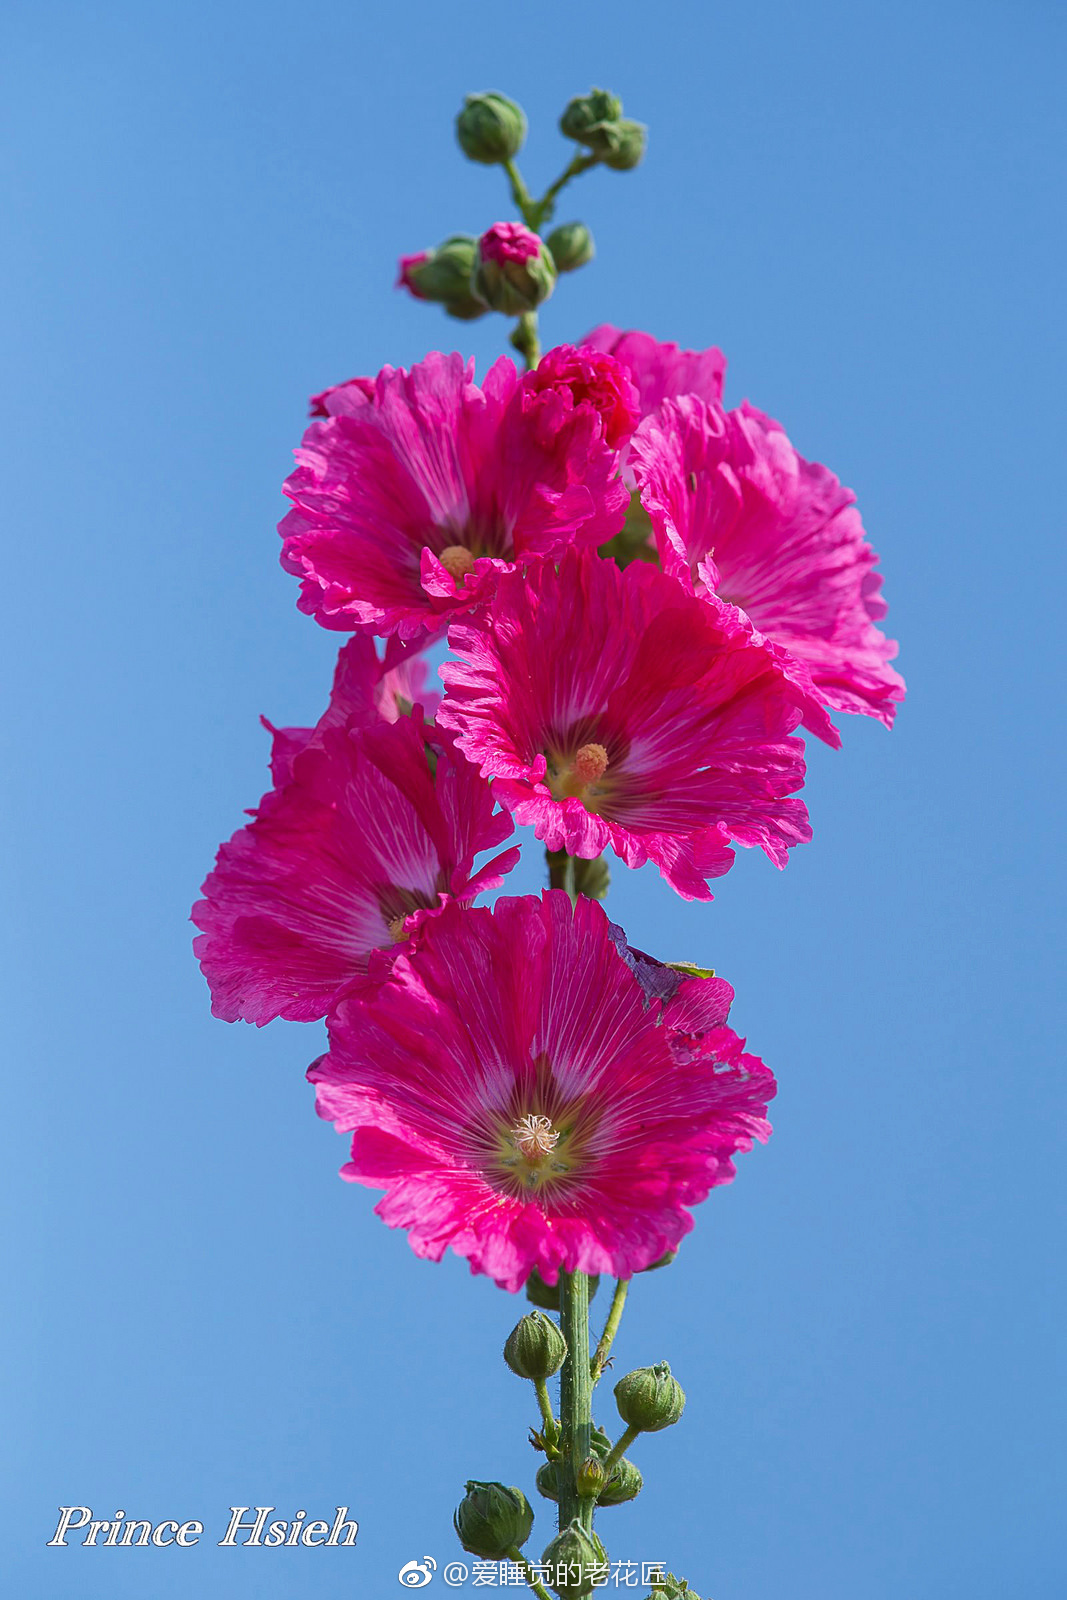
[546,742,612,805]
[386,914,408,943]
[572,743,609,784]
[438,544,476,583]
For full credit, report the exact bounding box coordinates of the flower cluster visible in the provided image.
[196,85,902,1295]
[196,321,902,1281]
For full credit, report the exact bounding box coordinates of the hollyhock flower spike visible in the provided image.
[438,547,816,901]
[279,350,628,640]
[631,395,906,728]
[310,892,776,1290]
[192,640,518,1025]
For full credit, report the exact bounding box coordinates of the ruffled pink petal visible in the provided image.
[631,396,905,730]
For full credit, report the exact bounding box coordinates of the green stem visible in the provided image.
[531,152,599,228]
[502,158,538,227]
[510,311,540,370]
[506,1546,555,1600]
[557,1269,594,1534]
[601,1421,640,1479]
[546,848,577,906]
[591,1277,630,1384]
[533,1376,559,1448]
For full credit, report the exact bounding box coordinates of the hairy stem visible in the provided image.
[591,1277,630,1384]
[533,1377,559,1448]
[557,1269,594,1534]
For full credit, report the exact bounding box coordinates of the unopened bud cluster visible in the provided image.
[401,85,646,331]
[536,1423,643,1508]
[560,87,647,171]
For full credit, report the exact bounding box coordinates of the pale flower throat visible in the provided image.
[496,1112,573,1195]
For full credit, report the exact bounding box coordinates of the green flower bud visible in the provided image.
[399,235,489,322]
[453,1480,533,1559]
[575,1456,604,1498]
[601,118,648,172]
[546,221,595,274]
[456,91,527,165]
[504,1312,567,1380]
[560,88,623,150]
[597,1453,643,1506]
[526,1269,600,1312]
[541,1519,608,1597]
[473,222,556,316]
[614,1361,686,1433]
[535,1428,642,1508]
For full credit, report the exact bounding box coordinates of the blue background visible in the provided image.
[4,2,1064,1596]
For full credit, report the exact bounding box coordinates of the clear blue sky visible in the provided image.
[3,2,1064,1596]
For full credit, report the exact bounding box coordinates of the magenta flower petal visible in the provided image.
[310,893,776,1289]
[438,548,812,901]
[279,351,628,641]
[581,324,726,419]
[631,396,905,730]
[308,375,376,418]
[192,644,517,1026]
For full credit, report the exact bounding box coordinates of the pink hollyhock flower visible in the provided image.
[192,644,517,1026]
[437,548,815,901]
[310,892,776,1290]
[581,324,726,422]
[279,351,627,640]
[630,396,905,728]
